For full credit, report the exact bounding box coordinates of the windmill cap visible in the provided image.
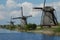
[43,6,55,12]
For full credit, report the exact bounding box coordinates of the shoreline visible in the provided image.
[0,28,60,36]
[14,27,60,36]
[23,30,60,36]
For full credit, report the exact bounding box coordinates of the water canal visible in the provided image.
[0,29,59,40]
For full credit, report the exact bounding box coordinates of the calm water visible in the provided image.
[0,29,60,40]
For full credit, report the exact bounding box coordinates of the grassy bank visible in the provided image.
[0,24,60,36]
[22,26,60,36]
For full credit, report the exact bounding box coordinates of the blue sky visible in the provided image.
[0,0,60,25]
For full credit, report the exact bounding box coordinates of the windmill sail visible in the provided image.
[13,17,22,19]
[43,0,46,8]
[21,7,23,17]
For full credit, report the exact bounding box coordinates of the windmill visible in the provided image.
[8,16,15,26]
[33,0,58,27]
[12,7,32,28]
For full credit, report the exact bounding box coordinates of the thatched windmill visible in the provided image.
[33,0,58,27]
[12,7,32,27]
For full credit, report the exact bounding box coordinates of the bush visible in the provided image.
[31,24,37,30]
[25,24,37,30]
[6,25,16,30]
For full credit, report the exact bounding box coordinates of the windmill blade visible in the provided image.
[40,0,46,25]
[10,16,13,22]
[7,21,14,23]
[12,17,22,19]
[54,10,58,25]
[40,10,45,25]
[21,7,23,17]
[25,15,32,18]
[33,7,43,9]
[33,0,46,10]
[7,16,13,23]
[43,0,46,8]
[54,10,57,19]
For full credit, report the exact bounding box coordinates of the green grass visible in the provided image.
[53,27,60,32]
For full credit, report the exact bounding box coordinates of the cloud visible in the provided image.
[6,0,17,8]
[0,5,5,10]
[0,5,5,20]
[21,2,33,16]
[20,2,41,17]
[0,14,5,20]
[1,0,60,17]
[19,1,60,22]
[0,15,4,20]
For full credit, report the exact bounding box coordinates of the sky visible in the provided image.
[0,0,60,25]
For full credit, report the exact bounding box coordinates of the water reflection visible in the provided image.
[41,34,55,40]
[0,28,19,33]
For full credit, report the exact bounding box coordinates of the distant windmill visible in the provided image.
[8,16,15,26]
[12,7,32,27]
[33,0,58,27]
